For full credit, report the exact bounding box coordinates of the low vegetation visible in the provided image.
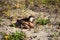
[35,18,50,25]
[0,0,60,18]
[4,31,26,40]
[9,23,16,27]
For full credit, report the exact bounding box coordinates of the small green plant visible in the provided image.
[42,0,48,4]
[35,18,50,25]
[4,31,26,40]
[42,0,56,5]
[9,23,16,27]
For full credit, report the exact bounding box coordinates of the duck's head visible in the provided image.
[28,15,35,22]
